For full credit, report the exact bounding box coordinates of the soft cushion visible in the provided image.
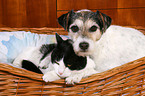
[0,31,68,64]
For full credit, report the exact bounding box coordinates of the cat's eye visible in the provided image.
[89,25,97,32]
[67,64,71,67]
[54,61,59,65]
[71,26,79,32]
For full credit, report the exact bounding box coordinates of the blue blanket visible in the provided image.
[0,31,68,64]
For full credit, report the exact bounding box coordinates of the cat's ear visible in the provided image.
[67,39,73,44]
[55,33,63,44]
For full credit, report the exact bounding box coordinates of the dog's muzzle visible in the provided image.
[79,42,89,51]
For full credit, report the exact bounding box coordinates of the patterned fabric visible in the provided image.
[0,31,68,63]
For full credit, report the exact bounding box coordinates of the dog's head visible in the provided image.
[58,9,112,56]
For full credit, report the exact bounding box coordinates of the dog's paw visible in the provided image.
[65,75,82,85]
[43,72,60,82]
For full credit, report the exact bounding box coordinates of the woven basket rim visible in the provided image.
[0,56,145,84]
[0,26,145,84]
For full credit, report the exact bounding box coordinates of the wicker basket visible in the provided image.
[0,26,145,96]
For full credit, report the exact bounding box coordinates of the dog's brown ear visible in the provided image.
[57,10,75,31]
[96,10,112,33]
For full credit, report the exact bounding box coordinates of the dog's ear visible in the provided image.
[96,10,112,33]
[55,33,63,44]
[57,10,75,31]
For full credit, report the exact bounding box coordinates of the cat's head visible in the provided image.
[51,33,73,64]
[51,33,73,77]
[51,33,87,78]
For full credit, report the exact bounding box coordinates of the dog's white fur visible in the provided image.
[71,25,145,72]
[65,9,145,73]
[93,25,145,72]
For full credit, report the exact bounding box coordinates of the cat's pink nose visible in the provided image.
[59,72,63,75]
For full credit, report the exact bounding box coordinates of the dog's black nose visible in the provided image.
[79,42,89,50]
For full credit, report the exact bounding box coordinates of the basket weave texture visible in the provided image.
[0,26,145,96]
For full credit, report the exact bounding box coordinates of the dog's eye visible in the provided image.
[89,26,97,32]
[71,26,79,32]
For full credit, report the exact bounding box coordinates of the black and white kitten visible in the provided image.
[13,33,97,84]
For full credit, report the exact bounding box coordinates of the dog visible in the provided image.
[57,9,145,72]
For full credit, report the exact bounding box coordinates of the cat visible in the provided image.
[13,33,98,84]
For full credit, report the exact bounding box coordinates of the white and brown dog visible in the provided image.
[58,9,145,72]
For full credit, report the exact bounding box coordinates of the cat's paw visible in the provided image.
[38,65,48,69]
[43,71,60,82]
[39,58,50,69]
[65,75,82,85]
